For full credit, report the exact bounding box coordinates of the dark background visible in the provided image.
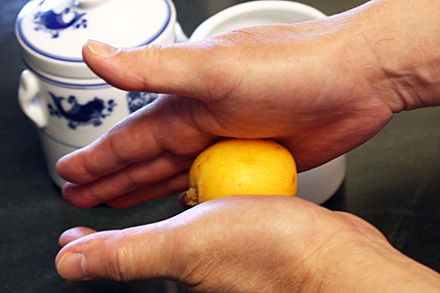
[2,0,440,292]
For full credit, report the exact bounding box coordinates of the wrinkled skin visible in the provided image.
[56,196,440,292]
[56,0,440,291]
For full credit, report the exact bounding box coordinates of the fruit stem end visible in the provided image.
[185,187,199,206]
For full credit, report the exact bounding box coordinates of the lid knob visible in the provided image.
[74,0,108,8]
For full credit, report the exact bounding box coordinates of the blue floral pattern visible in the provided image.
[33,3,87,38]
[127,92,158,113]
[48,92,117,130]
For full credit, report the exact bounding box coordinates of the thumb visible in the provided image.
[55,224,180,281]
[83,39,215,99]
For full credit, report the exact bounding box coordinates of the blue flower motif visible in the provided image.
[47,92,117,130]
[33,5,87,38]
[127,92,158,113]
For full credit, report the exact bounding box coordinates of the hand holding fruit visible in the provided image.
[55,0,426,208]
[54,0,440,290]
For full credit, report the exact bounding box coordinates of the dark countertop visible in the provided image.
[2,1,440,292]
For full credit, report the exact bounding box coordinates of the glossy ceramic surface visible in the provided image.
[16,0,177,78]
[16,0,183,187]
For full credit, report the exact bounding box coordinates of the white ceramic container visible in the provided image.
[16,0,186,187]
[190,1,346,204]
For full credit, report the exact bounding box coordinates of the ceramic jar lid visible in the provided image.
[16,0,176,79]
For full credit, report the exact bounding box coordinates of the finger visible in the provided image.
[56,110,164,184]
[56,96,216,185]
[104,171,188,209]
[82,40,215,99]
[55,224,179,281]
[63,170,188,209]
[59,227,97,247]
[61,152,193,208]
[55,100,172,184]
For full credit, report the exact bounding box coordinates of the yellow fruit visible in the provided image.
[185,138,297,206]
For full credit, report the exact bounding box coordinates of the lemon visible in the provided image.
[185,138,297,206]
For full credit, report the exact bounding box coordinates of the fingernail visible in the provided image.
[57,253,88,280]
[86,40,118,57]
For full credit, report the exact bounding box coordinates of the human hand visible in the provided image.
[55,196,440,292]
[57,0,440,208]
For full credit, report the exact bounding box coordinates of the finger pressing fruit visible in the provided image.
[185,138,297,206]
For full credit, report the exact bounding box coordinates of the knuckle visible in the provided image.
[101,239,135,282]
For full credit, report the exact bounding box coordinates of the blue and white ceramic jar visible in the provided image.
[16,0,186,187]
